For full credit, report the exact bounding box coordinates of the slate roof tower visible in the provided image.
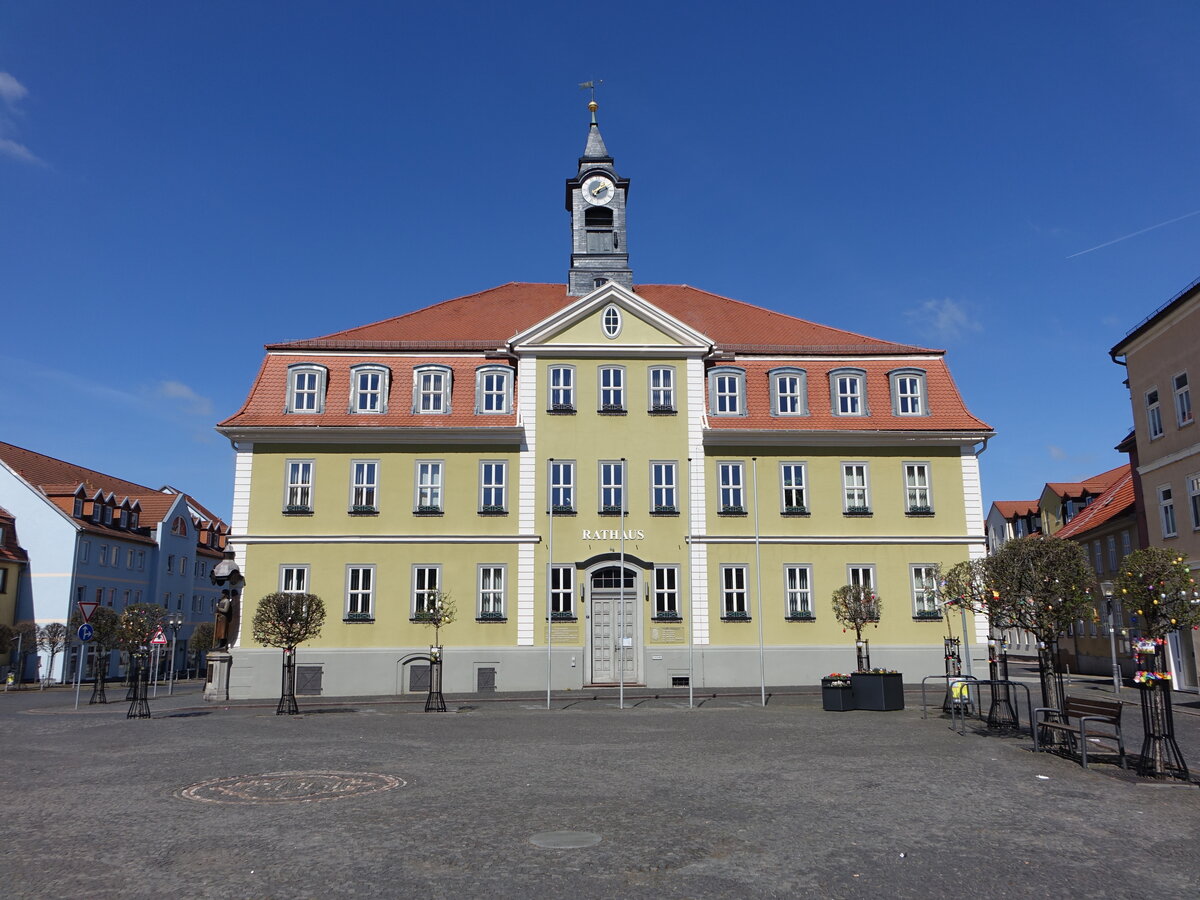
[566,101,632,295]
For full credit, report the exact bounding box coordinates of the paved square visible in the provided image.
[2,684,1198,898]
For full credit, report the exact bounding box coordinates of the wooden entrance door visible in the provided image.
[589,566,638,684]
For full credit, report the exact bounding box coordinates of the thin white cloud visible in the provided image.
[156,380,215,417]
[905,297,982,343]
[1048,445,1069,460]
[1067,208,1200,259]
[0,137,44,165]
[0,72,29,105]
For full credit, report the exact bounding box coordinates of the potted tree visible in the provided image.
[1115,548,1200,779]
[414,590,456,712]
[251,592,326,716]
[832,584,902,711]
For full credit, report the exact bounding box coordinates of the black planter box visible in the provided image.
[821,684,855,711]
[851,672,905,711]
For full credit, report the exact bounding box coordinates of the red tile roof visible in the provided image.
[1055,466,1136,539]
[1045,464,1128,499]
[0,505,29,563]
[991,500,1041,518]
[268,283,934,355]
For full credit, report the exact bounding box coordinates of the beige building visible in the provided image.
[1111,280,1200,689]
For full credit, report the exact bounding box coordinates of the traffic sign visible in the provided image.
[150,627,168,646]
[77,600,99,623]
[77,623,94,642]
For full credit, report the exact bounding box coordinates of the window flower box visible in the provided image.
[850,671,905,711]
[550,505,576,515]
[913,610,943,621]
[414,505,443,515]
[343,612,374,623]
[653,611,682,621]
[598,404,626,415]
[652,505,679,515]
[283,505,313,515]
[722,610,751,621]
[719,506,747,516]
[844,506,873,516]
[477,611,506,622]
[648,404,676,414]
[349,505,378,515]
[550,611,576,621]
[549,403,576,413]
[786,613,816,622]
[599,505,624,515]
[782,506,810,516]
[478,505,507,515]
[906,505,934,516]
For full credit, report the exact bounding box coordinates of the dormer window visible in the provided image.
[475,366,512,415]
[769,368,807,416]
[413,366,452,414]
[102,504,113,526]
[601,304,622,338]
[73,496,84,517]
[708,367,746,416]
[128,508,139,529]
[830,369,867,416]
[171,515,188,536]
[287,364,327,413]
[889,369,927,416]
[350,365,389,413]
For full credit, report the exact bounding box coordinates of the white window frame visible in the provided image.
[1189,473,1200,531]
[598,366,625,411]
[350,460,379,511]
[478,564,506,618]
[649,366,676,412]
[550,460,575,512]
[780,462,807,512]
[346,565,375,619]
[890,369,927,416]
[708,367,746,416]
[1174,372,1193,427]
[599,460,625,512]
[784,565,813,618]
[550,565,574,618]
[842,462,870,512]
[1159,484,1177,538]
[904,462,932,512]
[280,565,309,594]
[1106,535,1118,570]
[650,461,678,512]
[721,565,750,618]
[415,461,444,512]
[79,540,90,563]
[653,565,680,618]
[100,545,109,567]
[769,368,807,416]
[411,565,442,617]
[548,365,575,411]
[848,565,876,592]
[285,459,314,511]
[1121,529,1132,558]
[479,460,507,512]
[601,304,622,339]
[475,365,512,415]
[287,364,327,414]
[830,369,868,416]
[413,365,452,414]
[1146,388,1163,439]
[911,565,939,615]
[1092,541,1103,574]
[349,365,389,414]
[718,461,745,512]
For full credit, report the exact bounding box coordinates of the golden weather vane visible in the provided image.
[578,79,603,105]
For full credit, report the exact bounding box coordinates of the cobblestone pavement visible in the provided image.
[2,676,1198,899]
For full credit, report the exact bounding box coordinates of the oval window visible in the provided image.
[601,305,622,339]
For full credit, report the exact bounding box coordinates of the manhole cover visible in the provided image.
[529,831,603,849]
[179,771,404,805]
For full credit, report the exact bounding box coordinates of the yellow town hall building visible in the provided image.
[217,106,992,698]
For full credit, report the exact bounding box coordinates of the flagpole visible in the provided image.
[619,457,626,711]
[547,459,554,711]
[753,457,766,707]
[686,457,694,709]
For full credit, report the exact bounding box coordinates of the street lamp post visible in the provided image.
[164,612,185,696]
[1100,582,1121,694]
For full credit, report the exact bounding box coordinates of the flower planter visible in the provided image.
[851,672,904,711]
[821,681,855,712]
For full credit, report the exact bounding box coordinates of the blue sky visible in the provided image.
[4,1,1200,520]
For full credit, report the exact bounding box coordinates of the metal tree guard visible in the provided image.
[1133,641,1188,780]
[856,639,871,673]
[426,646,447,712]
[986,637,1018,729]
[89,658,108,705]
[277,646,299,715]
[126,648,151,719]
[941,638,965,714]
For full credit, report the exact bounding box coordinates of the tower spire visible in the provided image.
[566,95,632,295]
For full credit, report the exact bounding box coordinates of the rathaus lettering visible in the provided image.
[581,529,646,540]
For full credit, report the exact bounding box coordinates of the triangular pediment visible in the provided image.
[510,282,712,356]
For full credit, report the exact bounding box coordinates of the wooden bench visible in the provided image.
[1034,696,1127,770]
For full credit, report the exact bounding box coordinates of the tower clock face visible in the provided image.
[582,175,615,206]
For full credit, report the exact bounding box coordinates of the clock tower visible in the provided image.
[566,101,633,296]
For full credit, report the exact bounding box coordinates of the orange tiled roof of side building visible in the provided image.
[1055,467,1135,540]
[992,500,1041,518]
[0,505,30,563]
[1045,463,1129,498]
[267,283,935,354]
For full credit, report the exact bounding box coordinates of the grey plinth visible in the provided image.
[204,651,232,703]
